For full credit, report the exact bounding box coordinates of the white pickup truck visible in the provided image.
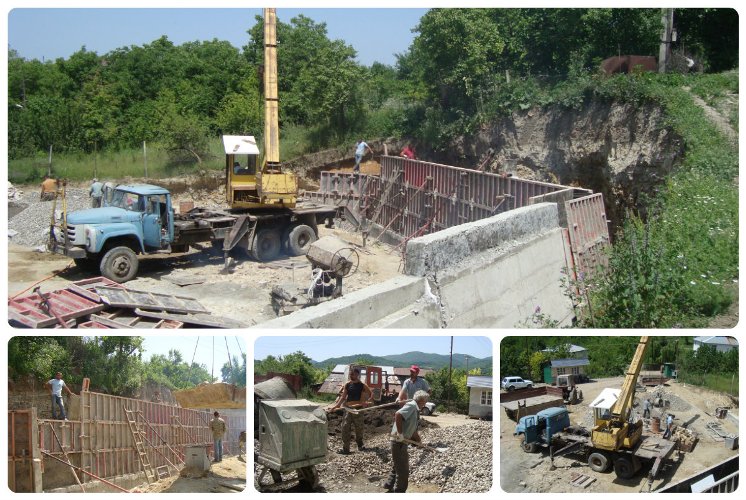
[501,376,533,391]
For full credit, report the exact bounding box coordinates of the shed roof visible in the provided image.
[693,336,739,346]
[222,135,260,155]
[467,376,493,389]
[541,344,587,353]
[550,358,591,368]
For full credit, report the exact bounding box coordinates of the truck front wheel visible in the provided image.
[251,229,281,261]
[286,224,317,256]
[522,441,538,453]
[100,246,139,283]
[588,452,610,472]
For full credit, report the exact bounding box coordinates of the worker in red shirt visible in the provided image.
[400,143,416,159]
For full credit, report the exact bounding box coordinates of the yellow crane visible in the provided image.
[591,336,649,452]
[224,8,297,210]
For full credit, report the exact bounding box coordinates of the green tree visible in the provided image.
[221,353,247,387]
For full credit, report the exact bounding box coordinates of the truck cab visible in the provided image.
[515,407,571,453]
[50,184,174,282]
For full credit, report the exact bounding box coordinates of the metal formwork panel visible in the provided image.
[565,193,610,279]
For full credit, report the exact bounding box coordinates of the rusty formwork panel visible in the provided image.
[565,193,610,279]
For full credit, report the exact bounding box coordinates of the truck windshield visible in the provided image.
[110,190,142,212]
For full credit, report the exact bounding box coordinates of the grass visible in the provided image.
[678,372,739,396]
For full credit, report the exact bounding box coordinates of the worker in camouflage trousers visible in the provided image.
[329,367,373,454]
[385,390,430,492]
[210,411,227,462]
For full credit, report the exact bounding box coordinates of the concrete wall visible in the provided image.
[256,203,575,328]
[468,388,493,418]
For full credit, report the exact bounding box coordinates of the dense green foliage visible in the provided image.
[7,336,242,396]
[500,337,738,395]
[254,351,329,388]
[424,367,470,413]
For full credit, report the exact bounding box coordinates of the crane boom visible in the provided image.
[263,8,280,169]
[611,336,649,421]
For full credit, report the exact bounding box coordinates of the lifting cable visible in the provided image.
[188,336,200,383]
[224,336,235,384]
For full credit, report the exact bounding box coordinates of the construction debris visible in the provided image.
[8,277,242,329]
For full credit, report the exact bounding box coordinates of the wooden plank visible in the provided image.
[134,308,248,329]
[163,276,207,287]
[95,287,208,314]
[89,314,134,329]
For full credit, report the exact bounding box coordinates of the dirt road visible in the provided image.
[500,378,738,493]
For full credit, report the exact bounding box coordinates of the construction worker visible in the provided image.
[397,365,431,404]
[46,372,75,420]
[103,181,116,205]
[353,140,373,173]
[329,367,373,454]
[400,143,416,159]
[210,411,227,462]
[642,399,651,419]
[89,178,104,208]
[385,389,430,492]
[40,175,58,201]
[663,413,674,439]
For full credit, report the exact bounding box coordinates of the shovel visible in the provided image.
[401,438,448,453]
[344,399,412,415]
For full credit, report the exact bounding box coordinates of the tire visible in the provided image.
[526,384,533,389]
[507,386,515,392]
[100,246,139,283]
[421,407,431,416]
[286,224,317,256]
[251,228,282,261]
[588,452,610,473]
[613,457,636,479]
[522,441,538,453]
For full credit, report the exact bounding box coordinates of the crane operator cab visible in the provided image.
[223,135,260,207]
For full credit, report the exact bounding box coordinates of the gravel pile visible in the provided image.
[8,188,90,248]
[647,387,692,412]
[300,420,491,493]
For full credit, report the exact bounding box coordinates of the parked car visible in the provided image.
[501,376,533,391]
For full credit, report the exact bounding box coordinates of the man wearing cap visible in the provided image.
[397,365,431,404]
[329,367,373,454]
[385,389,430,492]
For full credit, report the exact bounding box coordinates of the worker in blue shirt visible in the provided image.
[354,140,373,173]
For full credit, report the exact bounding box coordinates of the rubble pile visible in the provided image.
[313,420,492,492]
[8,182,22,200]
[672,426,699,452]
[8,188,90,248]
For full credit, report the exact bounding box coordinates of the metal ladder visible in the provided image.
[124,406,157,484]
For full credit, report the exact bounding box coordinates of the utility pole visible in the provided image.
[47,145,53,176]
[143,141,148,178]
[447,336,454,407]
[659,8,674,73]
[465,355,470,375]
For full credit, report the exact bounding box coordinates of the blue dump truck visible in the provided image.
[514,406,677,484]
[49,183,338,283]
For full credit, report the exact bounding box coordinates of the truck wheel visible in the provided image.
[286,224,317,256]
[613,457,636,479]
[522,441,538,453]
[588,452,610,472]
[251,229,281,261]
[421,407,431,416]
[100,246,139,283]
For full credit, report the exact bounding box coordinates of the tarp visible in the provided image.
[254,376,296,400]
[173,382,246,409]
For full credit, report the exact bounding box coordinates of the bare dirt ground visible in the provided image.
[500,378,739,493]
[137,455,246,493]
[7,225,402,326]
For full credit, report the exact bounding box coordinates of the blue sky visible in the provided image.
[7,8,428,67]
[254,336,494,361]
[141,335,246,376]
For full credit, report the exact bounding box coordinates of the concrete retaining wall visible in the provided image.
[256,203,574,328]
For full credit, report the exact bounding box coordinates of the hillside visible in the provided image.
[311,351,492,373]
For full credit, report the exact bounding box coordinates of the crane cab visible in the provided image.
[224,135,261,208]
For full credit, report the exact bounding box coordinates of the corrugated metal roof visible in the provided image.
[222,135,260,155]
[589,388,620,410]
[393,367,435,377]
[542,344,587,353]
[550,358,590,368]
[693,336,739,346]
[467,376,493,388]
